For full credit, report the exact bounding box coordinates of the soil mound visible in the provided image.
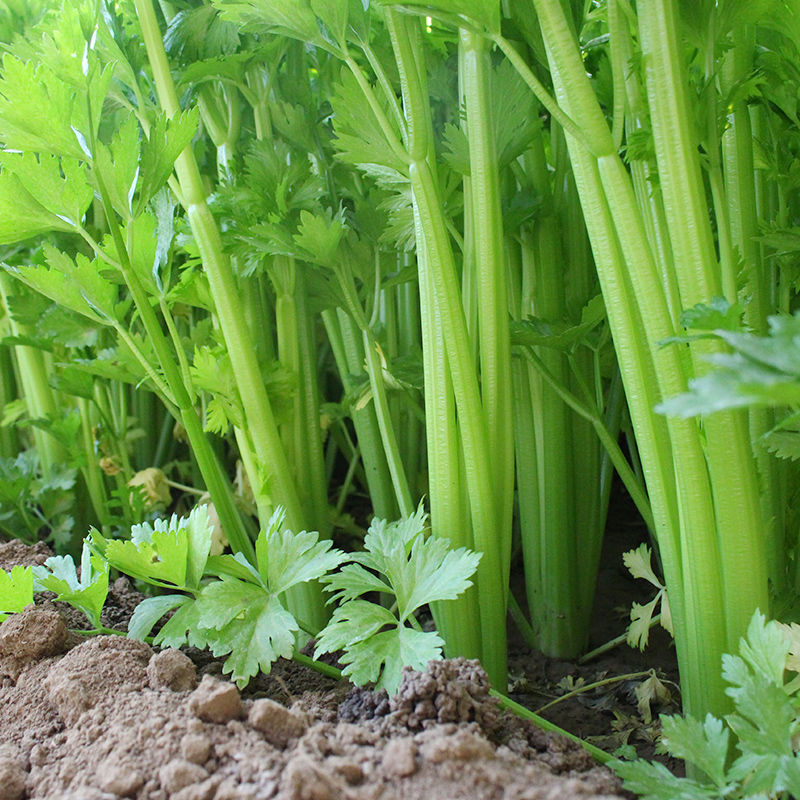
[0,540,628,799]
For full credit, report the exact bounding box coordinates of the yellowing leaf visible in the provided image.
[622,544,663,589]
[627,596,660,651]
[128,467,172,509]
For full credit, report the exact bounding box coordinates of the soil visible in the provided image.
[0,499,674,800]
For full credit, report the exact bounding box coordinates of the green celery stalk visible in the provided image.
[0,273,66,475]
[386,11,507,685]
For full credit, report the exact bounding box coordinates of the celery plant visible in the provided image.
[492,0,777,719]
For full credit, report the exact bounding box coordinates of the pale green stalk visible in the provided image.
[0,338,17,459]
[508,1,717,717]
[637,0,769,650]
[513,0,769,718]
[322,308,400,520]
[721,28,783,589]
[459,28,515,583]
[386,11,507,684]
[0,273,66,475]
[134,0,329,631]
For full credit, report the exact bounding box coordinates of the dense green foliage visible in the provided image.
[0,0,799,789]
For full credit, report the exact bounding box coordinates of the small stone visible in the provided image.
[159,759,209,795]
[181,733,212,765]
[0,757,26,800]
[96,759,144,797]
[381,737,417,778]
[171,775,220,800]
[247,698,306,748]
[189,676,242,723]
[148,649,197,691]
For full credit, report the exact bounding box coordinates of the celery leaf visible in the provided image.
[180,510,346,686]
[195,581,297,687]
[32,540,109,628]
[316,506,480,693]
[0,565,33,621]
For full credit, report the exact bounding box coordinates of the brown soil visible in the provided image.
[0,508,669,800]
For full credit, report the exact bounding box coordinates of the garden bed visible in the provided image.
[0,508,675,800]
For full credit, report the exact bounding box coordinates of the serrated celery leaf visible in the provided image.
[137,110,199,213]
[396,538,480,621]
[183,505,214,589]
[0,565,33,620]
[718,314,800,374]
[128,594,189,641]
[736,611,791,686]
[0,152,92,229]
[196,579,297,687]
[32,542,109,628]
[724,673,796,757]
[206,552,261,582]
[0,54,111,159]
[293,208,346,268]
[681,297,744,332]
[165,5,241,62]
[309,0,349,51]
[777,756,800,796]
[125,507,213,591]
[191,347,242,433]
[763,429,800,461]
[657,370,791,417]
[358,505,427,574]
[314,599,398,657]
[71,346,149,387]
[154,595,205,649]
[340,626,444,694]
[659,714,729,787]
[373,0,499,33]
[213,0,321,48]
[105,527,189,588]
[623,544,663,588]
[0,173,73,242]
[322,563,392,606]
[39,245,121,320]
[611,758,720,800]
[92,113,140,220]
[255,521,345,596]
[627,596,661,651]
[331,70,407,173]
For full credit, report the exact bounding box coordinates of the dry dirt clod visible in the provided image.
[381,737,417,778]
[170,774,221,800]
[159,758,210,795]
[281,754,354,800]
[149,649,198,691]
[0,756,27,800]
[180,733,213,765]
[0,540,53,570]
[247,698,307,748]
[0,604,67,680]
[95,758,144,797]
[419,726,496,763]
[44,637,152,725]
[189,676,243,723]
